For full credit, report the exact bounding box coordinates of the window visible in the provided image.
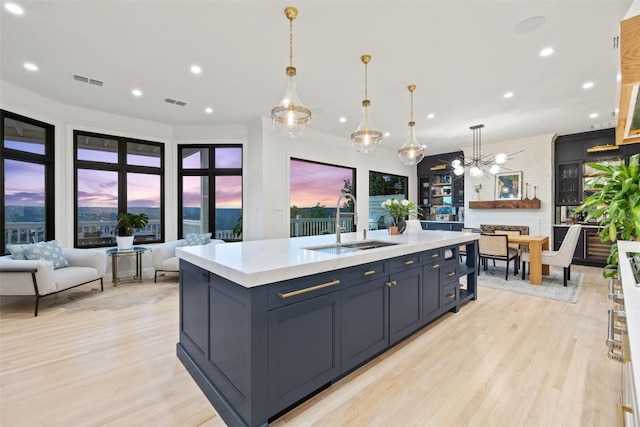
[178,145,242,241]
[290,158,356,237]
[2,110,55,254]
[74,131,164,247]
[369,171,408,229]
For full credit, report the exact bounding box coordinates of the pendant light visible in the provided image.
[271,6,311,138]
[398,85,425,165]
[451,124,516,177]
[351,54,383,153]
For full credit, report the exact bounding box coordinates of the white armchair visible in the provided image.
[0,248,107,316]
[152,239,225,282]
[521,224,581,286]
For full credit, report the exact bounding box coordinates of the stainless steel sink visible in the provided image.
[305,240,399,254]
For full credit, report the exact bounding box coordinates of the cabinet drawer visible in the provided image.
[344,260,388,285]
[268,271,345,310]
[442,262,458,285]
[422,248,442,264]
[442,282,459,309]
[389,253,421,274]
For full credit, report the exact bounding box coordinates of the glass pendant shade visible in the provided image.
[469,165,483,177]
[489,164,501,174]
[351,54,382,153]
[495,153,508,164]
[398,85,425,165]
[271,67,311,138]
[270,6,311,138]
[398,122,425,165]
[351,100,383,153]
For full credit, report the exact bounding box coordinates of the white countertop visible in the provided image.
[618,240,640,419]
[176,229,478,288]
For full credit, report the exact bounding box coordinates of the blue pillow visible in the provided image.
[22,240,70,270]
[6,243,30,260]
[185,233,212,246]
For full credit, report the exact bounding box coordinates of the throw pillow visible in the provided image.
[22,240,70,270]
[185,233,212,246]
[7,243,30,260]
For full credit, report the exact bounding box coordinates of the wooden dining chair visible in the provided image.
[494,229,522,268]
[478,233,519,280]
[521,224,581,286]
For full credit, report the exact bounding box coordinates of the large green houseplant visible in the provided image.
[575,153,640,278]
[115,212,149,250]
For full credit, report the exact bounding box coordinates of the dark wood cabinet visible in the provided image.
[179,260,209,356]
[553,225,611,267]
[422,259,441,324]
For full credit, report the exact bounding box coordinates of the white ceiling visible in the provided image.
[0,0,633,154]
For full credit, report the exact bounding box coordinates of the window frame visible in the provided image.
[177,144,243,241]
[73,130,165,248]
[1,110,55,254]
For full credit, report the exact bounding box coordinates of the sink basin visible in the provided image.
[305,240,399,254]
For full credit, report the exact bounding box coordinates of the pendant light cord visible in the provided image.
[289,18,293,68]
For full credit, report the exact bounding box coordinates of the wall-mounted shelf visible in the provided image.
[468,199,541,209]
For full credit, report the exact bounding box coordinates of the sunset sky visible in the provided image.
[5,141,352,210]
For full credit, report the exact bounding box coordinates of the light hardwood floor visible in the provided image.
[0,265,620,426]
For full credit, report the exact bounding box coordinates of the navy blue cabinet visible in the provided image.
[341,276,389,373]
[178,241,478,427]
[179,260,209,356]
[389,266,423,345]
[422,259,441,324]
[268,291,341,414]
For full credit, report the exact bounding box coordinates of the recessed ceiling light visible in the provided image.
[617,73,622,82]
[539,47,554,57]
[205,107,213,114]
[131,89,142,97]
[23,62,38,71]
[503,91,514,99]
[582,82,594,89]
[339,117,347,123]
[384,132,390,137]
[5,3,24,15]
[589,113,598,119]
[427,113,435,119]
[615,108,619,114]
[190,65,202,74]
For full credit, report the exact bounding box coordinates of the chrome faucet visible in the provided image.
[336,191,358,244]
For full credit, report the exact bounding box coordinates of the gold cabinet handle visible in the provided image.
[363,270,376,276]
[431,253,439,258]
[617,403,633,426]
[447,271,456,277]
[385,280,397,288]
[403,260,414,266]
[431,264,440,269]
[277,279,341,299]
[446,293,456,299]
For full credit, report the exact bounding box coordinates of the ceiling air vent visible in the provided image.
[73,74,103,86]
[613,36,619,49]
[164,98,187,106]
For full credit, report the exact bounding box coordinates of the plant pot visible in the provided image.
[116,235,134,251]
[388,226,399,235]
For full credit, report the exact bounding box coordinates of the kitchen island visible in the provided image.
[176,229,479,427]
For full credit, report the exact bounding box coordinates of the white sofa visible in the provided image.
[0,248,107,316]
[152,239,225,282]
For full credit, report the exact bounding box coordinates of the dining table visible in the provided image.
[507,234,550,285]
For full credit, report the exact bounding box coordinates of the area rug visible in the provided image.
[464,266,583,304]
[59,280,178,314]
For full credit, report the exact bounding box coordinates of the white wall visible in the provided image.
[463,133,556,237]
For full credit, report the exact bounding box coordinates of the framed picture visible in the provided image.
[495,171,522,200]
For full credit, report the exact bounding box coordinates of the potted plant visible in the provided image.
[575,153,640,278]
[381,198,420,234]
[115,212,149,250]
